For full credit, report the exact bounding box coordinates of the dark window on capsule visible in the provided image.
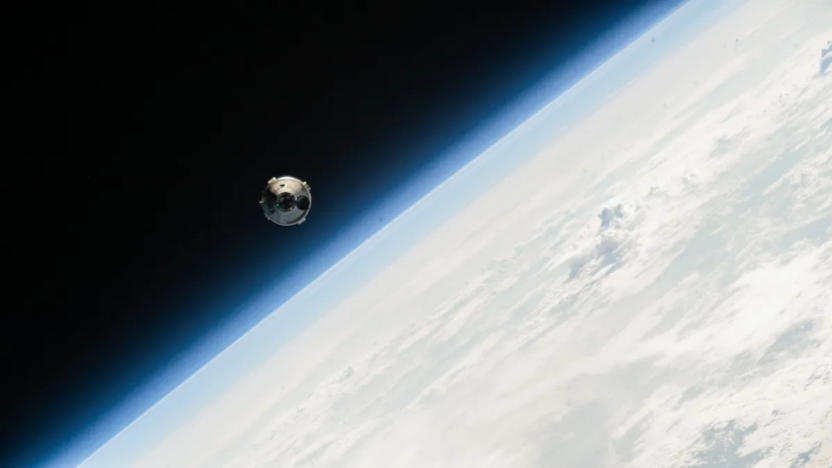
[277,192,295,211]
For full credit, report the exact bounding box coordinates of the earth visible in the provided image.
[80,0,831,466]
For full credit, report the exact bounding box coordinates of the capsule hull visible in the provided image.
[259,176,312,226]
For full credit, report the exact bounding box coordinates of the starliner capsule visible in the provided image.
[259,176,312,226]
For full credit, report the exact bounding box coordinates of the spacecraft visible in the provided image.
[259,176,312,226]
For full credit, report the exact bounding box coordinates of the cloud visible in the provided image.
[567,201,643,279]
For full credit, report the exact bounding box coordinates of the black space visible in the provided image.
[6,0,672,464]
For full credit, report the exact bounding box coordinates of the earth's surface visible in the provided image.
[81,0,831,466]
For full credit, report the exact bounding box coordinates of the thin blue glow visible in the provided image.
[42,0,748,465]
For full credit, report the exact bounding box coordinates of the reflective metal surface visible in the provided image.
[259,176,312,226]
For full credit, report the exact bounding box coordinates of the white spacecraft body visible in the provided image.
[259,175,312,226]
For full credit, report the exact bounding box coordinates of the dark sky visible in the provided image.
[5,0,679,464]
